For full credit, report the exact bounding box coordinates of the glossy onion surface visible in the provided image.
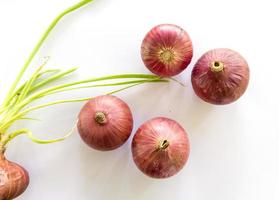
[191,48,250,105]
[0,154,29,200]
[78,95,133,151]
[132,117,190,178]
[141,24,193,77]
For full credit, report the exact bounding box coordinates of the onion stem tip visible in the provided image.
[210,61,224,72]
[157,139,170,150]
[95,112,107,125]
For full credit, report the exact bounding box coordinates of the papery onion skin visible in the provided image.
[0,154,29,200]
[132,117,190,178]
[191,48,250,105]
[141,24,193,77]
[78,95,133,151]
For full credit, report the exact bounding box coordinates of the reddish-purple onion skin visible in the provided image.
[141,24,193,77]
[191,48,250,105]
[132,117,190,178]
[78,95,133,151]
[0,154,29,200]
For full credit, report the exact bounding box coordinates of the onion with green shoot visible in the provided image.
[0,1,167,199]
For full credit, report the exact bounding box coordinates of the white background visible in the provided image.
[0,0,278,199]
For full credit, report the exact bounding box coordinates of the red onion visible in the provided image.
[0,154,29,200]
[191,48,250,105]
[78,95,133,151]
[132,117,190,178]
[141,24,193,77]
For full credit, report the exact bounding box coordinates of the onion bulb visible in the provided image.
[191,48,250,105]
[132,117,190,178]
[78,95,133,151]
[141,24,193,77]
[0,154,29,200]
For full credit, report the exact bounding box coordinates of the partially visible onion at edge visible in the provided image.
[141,24,193,77]
[132,117,190,178]
[0,154,29,200]
[78,95,133,151]
[191,48,250,105]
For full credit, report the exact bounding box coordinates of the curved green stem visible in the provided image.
[7,67,77,106]
[18,117,41,122]
[12,74,160,112]
[37,79,166,96]
[15,58,48,103]
[2,124,75,146]
[30,67,78,93]
[7,69,62,103]
[2,0,94,107]
[21,79,165,116]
